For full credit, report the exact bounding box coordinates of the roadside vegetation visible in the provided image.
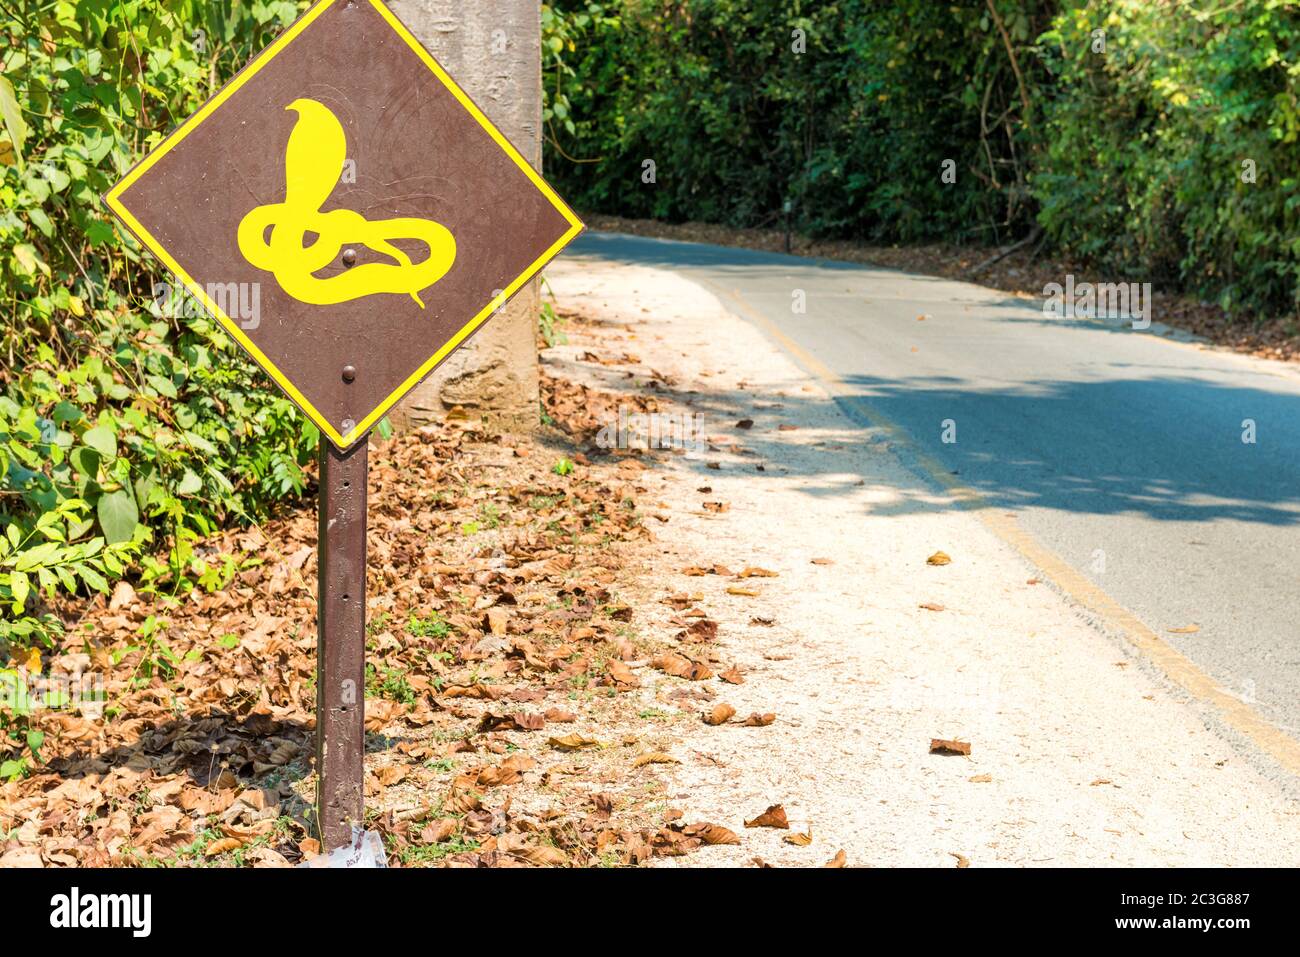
[2,0,1297,784]
[543,0,1300,321]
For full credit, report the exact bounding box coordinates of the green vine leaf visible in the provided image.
[96,489,138,544]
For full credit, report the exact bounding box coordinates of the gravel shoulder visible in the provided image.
[543,254,1300,868]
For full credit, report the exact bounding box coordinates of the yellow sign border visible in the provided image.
[104,0,584,449]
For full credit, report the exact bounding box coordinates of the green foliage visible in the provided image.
[545,0,1300,317]
[1036,0,1300,315]
[543,0,1049,243]
[538,300,566,346]
[542,1,623,142]
[365,663,416,705]
[406,611,451,641]
[0,665,43,780]
[1,1,317,663]
[0,0,1291,777]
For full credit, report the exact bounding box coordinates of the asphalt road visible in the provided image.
[569,231,1300,739]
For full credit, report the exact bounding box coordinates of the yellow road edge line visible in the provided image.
[713,282,1300,779]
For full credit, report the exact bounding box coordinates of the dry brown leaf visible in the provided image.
[478,711,546,733]
[493,833,568,866]
[950,852,971,868]
[704,703,736,726]
[246,847,291,868]
[930,738,972,756]
[918,602,945,612]
[269,738,299,764]
[109,580,136,611]
[445,787,482,814]
[511,844,568,867]
[606,659,641,688]
[926,550,952,566]
[632,751,679,768]
[0,847,43,867]
[785,828,813,846]
[743,712,776,727]
[737,566,778,578]
[744,804,790,829]
[204,837,244,857]
[486,607,510,636]
[681,618,718,642]
[444,686,499,707]
[1168,624,1200,634]
[718,666,745,684]
[365,698,406,732]
[472,754,537,787]
[548,734,599,751]
[420,819,458,843]
[810,557,834,565]
[824,849,847,867]
[969,773,993,783]
[653,652,714,681]
[690,823,741,846]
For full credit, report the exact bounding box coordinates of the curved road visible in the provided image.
[570,231,1300,741]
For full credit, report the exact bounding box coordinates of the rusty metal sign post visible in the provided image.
[315,442,368,847]
[102,0,583,850]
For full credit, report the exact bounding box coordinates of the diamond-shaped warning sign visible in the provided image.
[104,0,582,449]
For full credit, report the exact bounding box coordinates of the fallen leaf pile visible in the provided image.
[0,375,766,869]
[540,371,660,447]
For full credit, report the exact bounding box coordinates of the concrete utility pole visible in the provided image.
[392,0,542,430]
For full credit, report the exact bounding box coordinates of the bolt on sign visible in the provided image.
[103,0,582,450]
[102,0,583,853]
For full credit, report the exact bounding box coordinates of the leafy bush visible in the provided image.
[1,1,319,659]
[1036,0,1300,315]
[543,0,1049,243]
[545,0,1299,317]
[3,0,1295,772]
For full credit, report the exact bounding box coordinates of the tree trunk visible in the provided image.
[390,0,541,431]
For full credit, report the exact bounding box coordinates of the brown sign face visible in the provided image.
[104,0,582,449]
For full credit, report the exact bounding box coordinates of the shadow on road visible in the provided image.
[562,354,1300,527]
[566,232,1300,528]
[827,372,1300,526]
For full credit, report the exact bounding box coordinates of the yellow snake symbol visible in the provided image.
[237,98,455,308]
